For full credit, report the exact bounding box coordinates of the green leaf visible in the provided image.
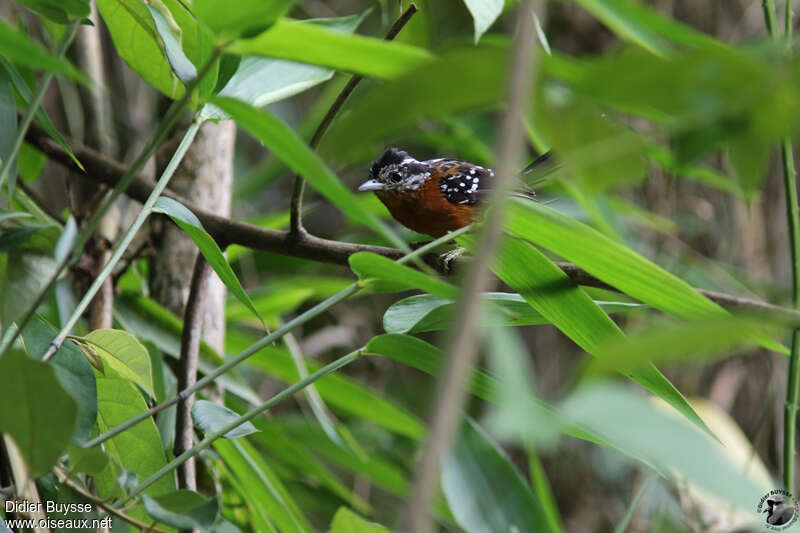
[142,490,219,532]
[68,445,109,476]
[322,43,507,161]
[146,1,197,85]
[502,199,786,354]
[200,11,371,121]
[93,367,174,499]
[84,329,155,398]
[21,316,97,444]
[193,0,293,37]
[153,196,265,327]
[1,248,58,327]
[583,316,770,378]
[212,97,405,248]
[192,399,259,439]
[442,417,557,533]
[0,65,16,196]
[571,0,720,56]
[241,341,425,439]
[559,383,769,510]
[0,57,83,171]
[330,507,391,533]
[462,0,503,43]
[349,252,458,299]
[382,292,641,334]
[458,233,712,435]
[0,349,76,476]
[12,0,90,22]
[215,438,312,533]
[227,18,433,80]
[97,0,184,98]
[0,19,88,83]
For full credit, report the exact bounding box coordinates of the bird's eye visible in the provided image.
[387,171,402,182]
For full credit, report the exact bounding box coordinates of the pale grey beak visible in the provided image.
[358,179,385,192]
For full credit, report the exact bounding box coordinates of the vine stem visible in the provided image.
[0,20,81,192]
[43,120,202,361]
[763,0,800,494]
[82,224,474,449]
[0,48,222,357]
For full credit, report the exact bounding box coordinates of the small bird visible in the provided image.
[358,148,548,238]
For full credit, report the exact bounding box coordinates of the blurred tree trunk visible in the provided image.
[148,120,235,493]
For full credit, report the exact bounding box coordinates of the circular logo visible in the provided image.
[757,490,800,530]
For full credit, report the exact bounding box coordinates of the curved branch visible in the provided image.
[25,121,800,323]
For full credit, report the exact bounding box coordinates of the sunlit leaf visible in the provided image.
[84,329,155,398]
[330,507,391,533]
[0,19,89,83]
[462,0,503,43]
[193,0,293,37]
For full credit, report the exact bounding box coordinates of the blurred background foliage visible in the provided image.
[2,0,800,531]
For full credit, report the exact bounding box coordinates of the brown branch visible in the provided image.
[24,120,800,323]
[175,254,213,492]
[53,467,172,533]
[289,3,419,235]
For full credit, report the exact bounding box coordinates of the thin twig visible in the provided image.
[406,1,540,530]
[24,122,800,323]
[175,254,213,490]
[289,4,419,235]
[53,467,171,533]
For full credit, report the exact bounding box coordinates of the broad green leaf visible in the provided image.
[240,340,425,439]
[68,445,109,476]
[571,0,721,56]
[458,233,712,434]
[84,329,155,398]
[21,316,97,444]
[484,326,561,448]
[364,334,498,402]
[560,383,768,511]
[12,0,90,22]
[0,57,83,171]
[146,1,197,84]
[153,196,265,327]
[322,44,507,161]
[192,399,259,439]
[142,490,219,531]
[215,438,312,533]
[193,0,293,37]
[503,199,787,354]
[227,18,433,80]
[349,252,458,299]
[1,248,58,327]
[93,366,174,499]
[200,11,371,121]
[462,0,503,43]
[0,226,40,253]
[0,349,76,476]
[212,97,405,249]
[382,292,641,334]
[0,65,16,196]
[442,417,557,533]
[97,0,184,98]
[330,507,391,533]
[583,316,769,378]
[0,19,88,83]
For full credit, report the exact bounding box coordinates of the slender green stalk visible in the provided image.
[0,49,222,357]
[764,0,779,37]
[83,224,473,448]
[123,349,362,501]
[764,0,800,494]
[0,20,81,192]
[43,120,202,361]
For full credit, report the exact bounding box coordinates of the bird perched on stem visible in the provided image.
[358,148,550,238]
